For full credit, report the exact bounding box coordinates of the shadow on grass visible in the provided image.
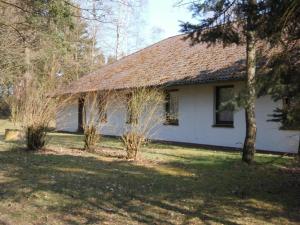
[48,133,125,151]
[0,148,299,225]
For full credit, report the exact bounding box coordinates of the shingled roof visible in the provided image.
[61,34,253,94]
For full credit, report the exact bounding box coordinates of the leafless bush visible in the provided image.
[82,91,112,151]
[121,87,164,160]
[122,131,144,159]
[8,79,71,151]
[83,125,99,151]
[26,125,47,151]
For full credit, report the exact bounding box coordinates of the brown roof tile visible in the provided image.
[61,34,255,94]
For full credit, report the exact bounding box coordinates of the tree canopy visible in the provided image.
[180,0,300,161]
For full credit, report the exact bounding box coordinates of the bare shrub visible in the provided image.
[8,79,70,151]
[122,132,145,159]
[82,91,112,151]
[121,87,164,160]
[26,126,47,151]
[83,125,99,151]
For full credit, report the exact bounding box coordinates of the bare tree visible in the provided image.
[94,0,147,59]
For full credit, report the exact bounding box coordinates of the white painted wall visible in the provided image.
[56,99,79,132]
[56,82,300,153]
[151,82,299,153]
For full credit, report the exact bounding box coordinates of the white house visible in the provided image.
[56,34,299,153]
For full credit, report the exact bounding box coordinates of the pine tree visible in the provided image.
[181,0,299,163]
[257,0,300,156]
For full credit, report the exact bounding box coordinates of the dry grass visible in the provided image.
[0,120,299,225]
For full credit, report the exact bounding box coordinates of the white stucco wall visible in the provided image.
[56,82,299,153]
[56,98,79,132]
[151,82,299,153]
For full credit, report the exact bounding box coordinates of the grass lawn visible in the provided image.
[0,120,299,224]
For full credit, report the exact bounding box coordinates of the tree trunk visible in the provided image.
[242,0,257,164]
[91,0,97,72]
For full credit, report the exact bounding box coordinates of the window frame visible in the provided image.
[214,85,234,127]
[126,93,138,124]
[98,97,108,123]
[164,89,179,126]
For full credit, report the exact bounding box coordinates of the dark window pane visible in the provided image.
[165,90,179,125]
[126,93,138,124]
[98,94,107,123]
[216,86,234,125]
[218,110,233,122]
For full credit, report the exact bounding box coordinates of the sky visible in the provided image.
[144,0,194,43]
[81,0,196,58]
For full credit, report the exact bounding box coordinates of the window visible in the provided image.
[98,103,107,123]
[215,86,234,126]
[126,94,138,124]
[165,90,179,125]
[97,94,107,123]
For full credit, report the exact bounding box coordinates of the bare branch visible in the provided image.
[0,0,32,14]
[0,22,26,42]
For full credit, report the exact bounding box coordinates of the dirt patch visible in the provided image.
[38,146,160,167]
[93,147,126,159]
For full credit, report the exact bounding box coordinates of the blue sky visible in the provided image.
[144,0,194,42]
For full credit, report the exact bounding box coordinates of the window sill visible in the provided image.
[212,124,234,128]
[163,122,179,126]
[126,120,138,124]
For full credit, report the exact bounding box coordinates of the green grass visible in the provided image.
[0,119,299,225]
